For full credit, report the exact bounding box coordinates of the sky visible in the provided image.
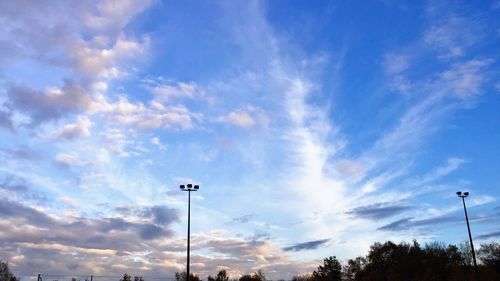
[0,0,499,279]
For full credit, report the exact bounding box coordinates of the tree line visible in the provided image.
[297,240,500,281]
[174,240,499,281]
[1,240,499,281]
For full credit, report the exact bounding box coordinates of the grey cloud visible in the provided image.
[249,229,270,241]
[0,196,316,279]
[0,174,48,203]
[6,81,91,125]
[203,238,267,258]
[142,206,180,226]
[98,217,134,232]
[0,197,177,249]
[139,224,171,240]
[230,214,253,224]
[0,198,55,226]
[0,175,29,194]
[346,202,413,220]
[283,239,330,252]
[476,230,500,240]
[0,110,14,131]
[378,215,461,231]
[1,146,41,160]
[115,206,132,215]
[377,217,413,231]
[115,205,179,226]
[96,217,173,240]
[379,205,500,232]
[0,1,75,65]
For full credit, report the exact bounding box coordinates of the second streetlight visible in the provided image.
[456,191,479,281]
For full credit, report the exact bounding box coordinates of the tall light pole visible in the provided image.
[456,191,479,281]
[180,184,199,281]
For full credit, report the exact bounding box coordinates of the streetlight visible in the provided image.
[456,191,479,280]
[180,184,199,281]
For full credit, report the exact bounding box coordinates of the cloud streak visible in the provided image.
[283,239,330,252]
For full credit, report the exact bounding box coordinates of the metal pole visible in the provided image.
[461,196,479,281]
[187,189,191,281]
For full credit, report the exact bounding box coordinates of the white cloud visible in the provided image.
[89,94,200,130]
[470,195,495,206]
[424,15,481,59]
[101,128,135,157]
[0,1,154,129]
[222,110,256,128]
[54,116,92,140]
[383,53,410,75]
[58,196,79,207]
[83,0,155,35]
[216,107,269,129]
[408,158,466,187]
[150,80,205,101]
[151,137,166,150]
[113,104,197,129]
[438,59,492,99]
[54,153,80,167]
[69,34,149,79]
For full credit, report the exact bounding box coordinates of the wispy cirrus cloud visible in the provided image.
[347,202,414,221]
[476,230,500,240]
[424,14,482,59]
[283,239,330,252]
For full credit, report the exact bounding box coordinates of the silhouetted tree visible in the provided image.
[120,274,132,281]
[291,274,312,281]
[458,241,474,267]
[175,272,200,281]
[0,261,18,281]
[362,241,398,281]
[419,242,463,280]
[134,276,144,281]
[238,274,252,281]
[342,256,366,281]
[478,242,500,273]
[215,270,229,281]
[298,240,500,281]
[238,270,265,281]
[252,270,266,281]
[312,256,341,281]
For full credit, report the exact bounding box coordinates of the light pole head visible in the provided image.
[463,191,469,197]
[180,183,199,191]
[456,191,462,196]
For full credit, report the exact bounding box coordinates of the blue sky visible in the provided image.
[0,0,499,279]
